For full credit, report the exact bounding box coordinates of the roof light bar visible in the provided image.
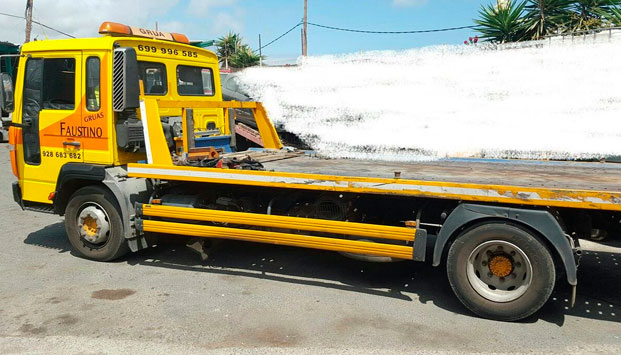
[98,22,190,44]
[171,33,190,44]
[99,22,131,36]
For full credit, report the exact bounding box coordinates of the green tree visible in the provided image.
[475,0,528,43]
[230,45,262,68]
[569,0,621,30]
[215,32,242,70]
[523,0,573,39]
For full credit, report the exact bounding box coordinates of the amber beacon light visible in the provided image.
[98,21,189,44]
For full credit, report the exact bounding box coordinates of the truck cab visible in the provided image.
[2,22,226,208]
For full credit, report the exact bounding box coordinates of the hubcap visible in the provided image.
[77,204,110,244]
[467,240,533,302]
[489,255,513,277]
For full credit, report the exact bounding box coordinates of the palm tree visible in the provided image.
[605,1,621,24]
[523,0,573,39]
[230,45,262,68]
[216,32,242,70]
[475,0,528,43]
[569,0,621,30]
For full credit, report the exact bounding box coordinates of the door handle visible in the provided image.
[62,141,81,147]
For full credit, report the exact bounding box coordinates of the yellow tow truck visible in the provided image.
[2,22,621,321]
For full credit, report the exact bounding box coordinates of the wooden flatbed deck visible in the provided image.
[127,150,621,211]
[254,152,621,191]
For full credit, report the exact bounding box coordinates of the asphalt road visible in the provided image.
[1,144,620,354]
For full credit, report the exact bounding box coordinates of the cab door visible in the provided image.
[19,51,83,204]
[81,51,113,164]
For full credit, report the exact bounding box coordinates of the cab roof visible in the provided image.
[19,36,219,64]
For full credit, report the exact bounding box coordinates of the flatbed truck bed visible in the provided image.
[128,149,621,212]
[264,155,621,191]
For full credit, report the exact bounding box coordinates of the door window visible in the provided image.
[137,61,167,95]
[42,58,75,110]
[22,58,43,165]
[86,57,100,111]
[176,65,214,96]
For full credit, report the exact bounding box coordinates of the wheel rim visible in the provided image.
[77,203,111,245]
[466,240,533,303]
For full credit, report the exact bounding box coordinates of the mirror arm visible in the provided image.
[9,122,30,128]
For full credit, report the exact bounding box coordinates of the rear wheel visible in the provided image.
[65,185,129,261]
[447,223,555,321]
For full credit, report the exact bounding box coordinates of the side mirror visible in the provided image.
[112,47,140,112]
[0,73,14,114]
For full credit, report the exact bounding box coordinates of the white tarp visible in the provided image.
[238,39,621,161]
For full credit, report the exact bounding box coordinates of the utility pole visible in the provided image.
[25,0,33,43]
[155,21,158,31]
[302,0,308,56]
[258,34,262,66]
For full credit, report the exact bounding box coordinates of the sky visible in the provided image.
[1,0,486,62]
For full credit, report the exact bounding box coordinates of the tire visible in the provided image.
[64,185,129,261]
[446,223,555,321]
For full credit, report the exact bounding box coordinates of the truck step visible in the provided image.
[23,203,55,214]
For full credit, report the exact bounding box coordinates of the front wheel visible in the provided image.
[65,185,129,261]
[447,223,555,321]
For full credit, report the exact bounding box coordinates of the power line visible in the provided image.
[0,11,75,39]
[254,21,476,53]
[308,22,476,34]
[35,21,75,38]
[256,22,302,52]
[0,11,25,20]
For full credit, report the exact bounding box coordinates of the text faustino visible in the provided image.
[60,122,103,138]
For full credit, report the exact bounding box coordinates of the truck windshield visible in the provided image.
[176,65,214,96]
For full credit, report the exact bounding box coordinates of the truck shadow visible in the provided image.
[125,236,621,326]
[129,237,462,309]
[23,222,72,254]
[536,248,621,326]
[23,224,621,325]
